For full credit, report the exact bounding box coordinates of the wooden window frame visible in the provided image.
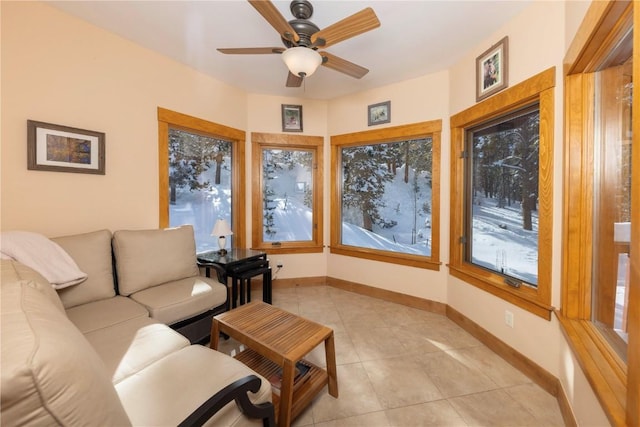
[330,121,441,270]
[560,1,639,425]
[251,132,323,254]
[158,107,247,248]
[449,67,555,319]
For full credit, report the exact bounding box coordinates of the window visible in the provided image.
[561,2,638,425]
[450,68,554,318]
[330,121,441,269]
[466,104,540,286]
[158,108,246,251]
[251,132,323,254]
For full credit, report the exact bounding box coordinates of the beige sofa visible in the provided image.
[55,226,226,344]
[0,226,274,426]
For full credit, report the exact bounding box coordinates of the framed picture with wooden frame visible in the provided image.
[476,36,509,102]
[282,104,303,132]
[27,120,105,174]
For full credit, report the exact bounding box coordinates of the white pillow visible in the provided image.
[1,231,87,289]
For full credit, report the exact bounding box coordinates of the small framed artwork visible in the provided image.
[282,104,303,132]
[368,101,391,126]
[27,120,105,174]
[476,36,509,102]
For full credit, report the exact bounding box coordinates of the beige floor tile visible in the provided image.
[362,355,442,409]
[305,330,360,367]
[297,307,347,334]
[272,299,300,314]
[215,286,565,427]
[337,303,387,326]
[315,411,391,427]
[448,388,540,426]
[310,363,384,423]
[385,400,469,426]
[446,346,530,388]
[412,320,483,351]
[416,351,498,398]
[215,336,245,357]
[506,383,565,426]
[389,324,444,356]
[271,287,298,303]
[292,404,314,427]
[378,303,444,327]
[346,325,410,361]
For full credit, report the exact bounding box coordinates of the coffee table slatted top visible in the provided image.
[212,301,338,427]
[214,302,333,364]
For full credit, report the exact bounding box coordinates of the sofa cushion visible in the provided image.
[0,263,131,426]
[1,259,65,313]
[84,316,190,384]
[115,345,272,427]
[0,231,87,289]
[52,229,116,309]
[129,276,227,325]
[65,295,149,334]
[112,226,200,296]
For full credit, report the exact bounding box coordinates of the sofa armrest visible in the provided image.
[178,375,275,427]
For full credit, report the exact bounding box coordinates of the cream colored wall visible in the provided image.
[326,71,451,304]
[447,0,565,355]
[1,2,247,236]
[447,1,608,424]
[246,93,329,278]
[1,1,609,423]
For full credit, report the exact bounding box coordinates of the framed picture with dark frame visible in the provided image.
[27,120,105,174]
[476,36,509,102]
[368,101,391,126]
[282,104,303,132]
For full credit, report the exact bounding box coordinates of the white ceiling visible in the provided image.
[49,0,532,100]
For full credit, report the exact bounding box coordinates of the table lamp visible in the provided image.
[211,219,233,255]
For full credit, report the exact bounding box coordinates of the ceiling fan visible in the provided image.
[217,0,381,87]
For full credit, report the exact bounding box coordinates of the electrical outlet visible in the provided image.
[276,261,283,268]
[505,310,514,328]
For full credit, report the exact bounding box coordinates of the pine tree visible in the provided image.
[342,144,394,231]
[262,153,278,237]
[168,129,228,204]
[471,109,539,230]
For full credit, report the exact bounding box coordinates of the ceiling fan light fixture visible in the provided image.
[282,47,322,78]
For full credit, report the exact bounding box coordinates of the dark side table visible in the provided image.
[197,249,272,310]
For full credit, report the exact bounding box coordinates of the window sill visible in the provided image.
[448,264,552,320]
[255,245,324,255]
[330,245,441,270]
[555,311,627,426]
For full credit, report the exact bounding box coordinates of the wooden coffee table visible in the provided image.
[210,301,338,427]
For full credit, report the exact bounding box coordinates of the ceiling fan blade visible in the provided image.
[311,7,380,49]
[286,72,303,87]
[217,47,284,55]
[248,0,300,43]
[320,52,369,79]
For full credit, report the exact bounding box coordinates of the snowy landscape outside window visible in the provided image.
[158,108,246,251]
[251,132,323,253]
[341,139,433,255]
[330,121,441,270]
[262,148,313,241]
[466,104,540,286]
[449,68,554,318]
[168,128,233,252]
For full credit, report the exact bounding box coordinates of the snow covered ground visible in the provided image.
[170,157,538,286]
[471,197,538,285]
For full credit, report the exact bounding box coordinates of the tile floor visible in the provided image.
[217,285,566,426]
